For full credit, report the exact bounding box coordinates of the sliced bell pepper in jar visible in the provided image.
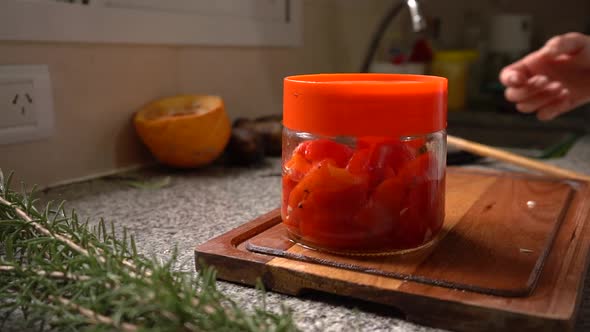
[284,153,312,182]
[394,151,445,248]
[348,137,414,190]
[281,176,299,232]
[353,175,405,249]
[294,139,353,168]
[357,136,414,173]
[287,160,368,248]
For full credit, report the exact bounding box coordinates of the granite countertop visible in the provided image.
[11,135,590,332]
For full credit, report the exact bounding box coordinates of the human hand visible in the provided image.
[499,32,590,120]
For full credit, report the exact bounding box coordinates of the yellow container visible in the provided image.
[430,50,478,111]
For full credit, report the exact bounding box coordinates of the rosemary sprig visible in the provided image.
[0,170,298,331]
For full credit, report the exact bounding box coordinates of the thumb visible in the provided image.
[543,32,590,59]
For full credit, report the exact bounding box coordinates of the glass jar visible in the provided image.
[281,74,448,255]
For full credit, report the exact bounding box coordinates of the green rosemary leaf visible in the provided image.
[1,171,14,197]
[4,237,14,261]
[50,201,66,225]
[99,219,107,243]
[22,237,54,246]
[0,220,22,226]
[130,235,138,257]
[124,176,172,190]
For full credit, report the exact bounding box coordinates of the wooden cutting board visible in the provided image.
[194,168,590,332]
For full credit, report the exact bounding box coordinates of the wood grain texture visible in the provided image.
[194,168,590,332]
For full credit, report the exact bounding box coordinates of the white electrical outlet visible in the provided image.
[0,65,54,145]
[0,80,37,129]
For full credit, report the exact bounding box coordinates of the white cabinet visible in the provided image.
[0,0,302,46]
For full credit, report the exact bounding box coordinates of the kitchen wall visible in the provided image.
[1,0,588,188]
[0,43,178,188]
[0,1,347,188]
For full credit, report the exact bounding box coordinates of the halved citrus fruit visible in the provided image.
[134,95,231,168]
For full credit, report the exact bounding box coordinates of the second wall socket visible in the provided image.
[0,80,37,129]
[0,65,54,145]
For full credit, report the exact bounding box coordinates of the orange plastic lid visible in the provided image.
[283,73,447,137]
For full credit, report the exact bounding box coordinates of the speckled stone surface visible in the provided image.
[5,135,590,332]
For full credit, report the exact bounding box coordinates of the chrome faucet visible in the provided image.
[360,0,427,72]
[406,0,427,32]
